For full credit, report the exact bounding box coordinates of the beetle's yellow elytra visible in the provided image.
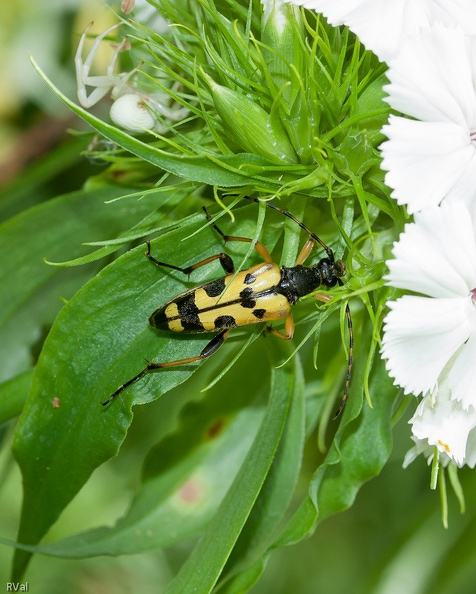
[163,302,184,332]
[150,262,287,333]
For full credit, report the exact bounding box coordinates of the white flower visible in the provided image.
[283,0,476,62]
[381,202,476,406]
[406,369,476,467]
[380,24,476,214]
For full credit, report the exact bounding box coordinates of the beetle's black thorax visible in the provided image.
[278,258,345,305]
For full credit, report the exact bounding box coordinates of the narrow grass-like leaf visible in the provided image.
[30,57,305,192]
[163,339,296,594]
[217,351,306,591]
[274,323,396,547]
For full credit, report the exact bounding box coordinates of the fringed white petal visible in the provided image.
[409,377,476,466]
[448,332,476,409]
[382,296,475,396]
[384,25,476,127]
[381,117,475,213]
[386,203,476,298]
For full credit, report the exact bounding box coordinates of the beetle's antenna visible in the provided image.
[243,196,335,261]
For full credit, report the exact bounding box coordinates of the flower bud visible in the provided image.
[204,73,297,163]
[261,0,304,92]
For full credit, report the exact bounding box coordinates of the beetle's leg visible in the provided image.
[332,303,354,419]
[145,202,274,276]
[145,240,235,275]
[313,295,353,417]
[266,312,295,340]
[103,329,231,405]
[203,207,273,263]
[294,237,316,266]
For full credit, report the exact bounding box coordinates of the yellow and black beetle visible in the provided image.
[104,198,353,416]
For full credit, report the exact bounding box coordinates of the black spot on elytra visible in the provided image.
[240,287,253,298]
[149,306,168,330]
[176,295,203,330]
[204,278,226,297]
[239,287,256,308]
[252,308,266,319]
[244,273,256,284]
[214,315,236,330]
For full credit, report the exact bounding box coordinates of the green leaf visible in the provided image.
[10,204,278,579]
[0,185,161,388]
[8,213,200,577]
[275,322,396,547]
[217,351,306,591]
[0,136,89,222]
[30,57,303,191]
[0,370,33,425]
[22,342,269,558]
[163,338,296,594]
